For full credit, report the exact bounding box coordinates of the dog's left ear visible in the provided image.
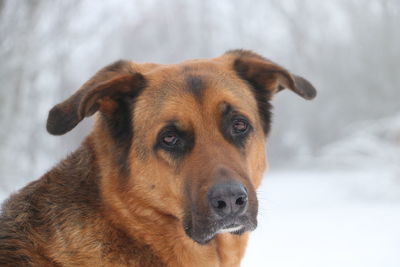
[227,50,317,100]
[46,60,146,135]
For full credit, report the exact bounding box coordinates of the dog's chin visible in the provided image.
[184,216,257,245]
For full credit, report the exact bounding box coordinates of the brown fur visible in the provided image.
[0,50,316,266]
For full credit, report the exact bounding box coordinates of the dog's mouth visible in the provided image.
[183,214,257,245]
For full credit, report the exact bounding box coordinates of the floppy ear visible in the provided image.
[228,50,317,100]
[46,60,146,135]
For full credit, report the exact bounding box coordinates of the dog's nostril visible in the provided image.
[217,200,227,209]
[235,196,246,206]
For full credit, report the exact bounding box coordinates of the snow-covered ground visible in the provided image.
[242,170,400,267]
[242,114,400,266]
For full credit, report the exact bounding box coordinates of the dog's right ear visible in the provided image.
[224,50,316,100]
[46,60,146,135]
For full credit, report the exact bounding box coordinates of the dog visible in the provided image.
[0,50,316,266]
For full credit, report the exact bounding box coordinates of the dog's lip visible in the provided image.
[215,218,245,233]
[217,224,244,234]
[184,216,256,244]
[222,222,240,229]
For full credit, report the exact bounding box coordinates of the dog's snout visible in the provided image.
[208,181,248,218]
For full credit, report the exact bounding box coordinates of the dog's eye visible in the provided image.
[162,133,180,147]
[231,119,249,135]
[156,126,194,157]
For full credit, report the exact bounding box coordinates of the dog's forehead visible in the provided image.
[132,59,258,131]
[141,60,255,108]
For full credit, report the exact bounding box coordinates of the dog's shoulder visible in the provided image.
[1,138,101,218]
[0,139,100,265]
[0,139,164,266]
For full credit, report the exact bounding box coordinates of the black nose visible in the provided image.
[208,181,248,218]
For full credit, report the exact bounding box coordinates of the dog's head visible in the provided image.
[47,50,316,244]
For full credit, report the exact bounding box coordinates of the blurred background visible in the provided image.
[0,0,399,266]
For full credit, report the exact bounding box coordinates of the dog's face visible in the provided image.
[132,58,266,244]
[46,50,316,244]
